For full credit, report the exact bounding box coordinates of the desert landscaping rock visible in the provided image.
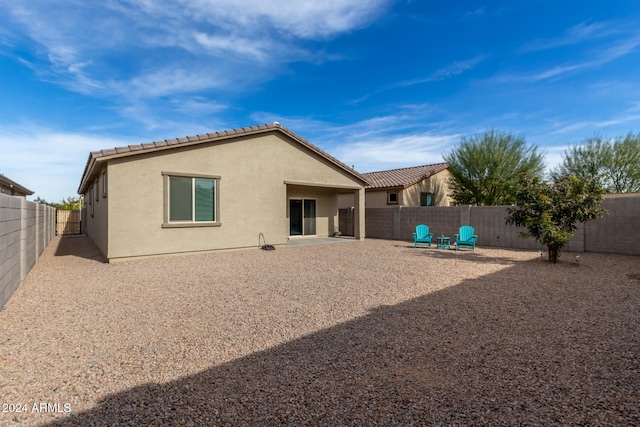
[1,236,638,426]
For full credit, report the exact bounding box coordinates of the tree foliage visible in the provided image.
[552,132,640,193]
[506,174,607,263]
[443,130,545,205]
[34,196,83,210]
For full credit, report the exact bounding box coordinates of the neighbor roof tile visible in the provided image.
[363,163,449,189]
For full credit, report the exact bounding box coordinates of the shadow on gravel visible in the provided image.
[53,236,107,263]
[41,255,639,426]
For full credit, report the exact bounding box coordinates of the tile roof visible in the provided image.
[0,173,34,195]
[362,163,449,189]
[78,123,369,194]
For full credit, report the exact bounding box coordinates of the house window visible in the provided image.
[163,172,220,227]
[95,179,99,202]
[387,192,399,204]
[101,170,107,198]
[88,186,94,217]
[420,192,434,206]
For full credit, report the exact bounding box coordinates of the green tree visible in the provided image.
[34,196,83,210]
[552,132,640,193]
[443,130,545,205]
[506,174,607,263]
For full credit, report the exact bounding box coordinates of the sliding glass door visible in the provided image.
[289,199,316,236]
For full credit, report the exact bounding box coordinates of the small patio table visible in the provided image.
[436,236,450,249]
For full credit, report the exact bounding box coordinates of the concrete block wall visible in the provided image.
[366,195,640,256]
[0,193,55,311]
[365,208,395,239]
[23,201,37,277]
[0,195,22,312]
[400,206,460,242]
[469,206,540,250]
[584,196,640,256]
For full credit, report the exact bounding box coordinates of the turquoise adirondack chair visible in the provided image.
[413,224,433,248]
[455,225,478,251]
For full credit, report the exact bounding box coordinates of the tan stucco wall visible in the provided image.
[337,192,354,209]
[356,169,453,209]
[103,132,364,260]
[364,188,403,208]
[403,169,453,206]
[286,185,338,237]
[83,166,109,258]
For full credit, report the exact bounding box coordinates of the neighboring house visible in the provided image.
[77,123,368,262]
[339,163,452,208]
[0,174,34,197]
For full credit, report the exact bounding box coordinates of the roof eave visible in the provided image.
[77,124,370,193]
[0,174,35,195]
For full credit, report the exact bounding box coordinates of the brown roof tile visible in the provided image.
[100,148,118,156]
[362,163,449,189]
[78,123,369,194]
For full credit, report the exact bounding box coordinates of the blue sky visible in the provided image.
[1,0,639,202]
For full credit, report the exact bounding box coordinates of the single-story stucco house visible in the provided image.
[338,163,452,209]
[78,123,368,262]
[0,174,34,197]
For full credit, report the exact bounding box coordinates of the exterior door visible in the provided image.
[289,199,316,236]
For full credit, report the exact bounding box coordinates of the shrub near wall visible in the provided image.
[0,193,55,310]
[366,194,640,256]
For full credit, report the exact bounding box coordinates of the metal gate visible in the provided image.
[338,207,354,237]
[56,210,81,235]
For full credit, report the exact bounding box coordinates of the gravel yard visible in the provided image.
[1,236,639,426]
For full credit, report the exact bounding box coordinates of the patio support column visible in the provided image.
[354,187,365,239]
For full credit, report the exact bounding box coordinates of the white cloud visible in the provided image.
[490,22,640,84]
[0,1,392,91]
[126,67,230,99]
[543,145,568,175]
[520,21,616,52]
[497,32,640,84]
[333,133,459,173]
[163,0,390,39]
[193,33,271,61]
[465,7,486,18]
[0,124,139,202]
[396,56,487,87]
[0,0,393,129]
[351,56,486,104]
[549,121,590,135]
[550,111,640,136]
[170,97,229,116]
